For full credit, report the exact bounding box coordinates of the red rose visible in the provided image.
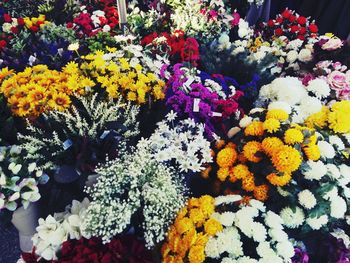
[288,15,296,22]
[17,17,25,26]
[3,14,12,23]
[276,17,283,24]
[309,23,318,33]
[10,26,19,34]
[66,22,74,28]
[299,27,307,35]
[297,16,307,25]
[0,40,7,49]
[297,34,305,40]
[281,9,292,19]
[290,25,300,33]
[274,28,284,36]
[267,19,275,27]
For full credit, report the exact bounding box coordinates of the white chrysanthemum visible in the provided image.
[331,228,350,247]
[237,257,259,263]
[269,228,289,242]
[299,97,323,117]
[251,222,267,242]
[326,164,341,179]
[205,238,221,258]
[257,241,276,258]
[265,211,284,230]
[280,207,305,229]
[268,101,292,114]
[291,106,307,124]
[286,50,298,63]
[214,212,236,226]
[329,135,345,151]
[298,48,313,62]
[306,215,328,230]
[259,84,276,100]
[317,141,336,159]
[272,77,307,105]
[298,190,317,209]
[330,196,347,219]
[303,160,327,181]
[339,164,350,186]
[239,116,253,128]
[276,241,295,260]
[286,39,304,50]
[306,78,330,99]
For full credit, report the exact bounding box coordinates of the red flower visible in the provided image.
[297,34,305,40]
[299,27,307,35]
[30,26,39,32]
[281,9,292,19]
[10,26,19,34]
[17,17,25,26]
[267,19,275,27]
[274,28,284,36]
[3,14,12,23]
[297,16,307,25]
[181,37,200,65]
[288,15,296,22]
[66,22,74,28]
[309,23,318,33]
[0,40,7,49]
[290,25,300,33]
[275,17,283,24]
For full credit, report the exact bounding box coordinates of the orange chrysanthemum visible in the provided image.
[272,145,302,173]
[243,141,263,163]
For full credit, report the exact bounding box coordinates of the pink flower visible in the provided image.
[328,71,347,90]
[208,10,218,20]
[345,71,350,86]
[339,86,350,100]
[231,12,240,26]
[321,37,343,51]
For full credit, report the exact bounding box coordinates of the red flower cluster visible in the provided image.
[141,30,200,65]
[262,9,318,41]
[66,2,119,38]
[0,13,26,51]
[22,236,153,263]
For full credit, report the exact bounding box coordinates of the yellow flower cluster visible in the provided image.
[0,65,85,117]
[23,15,49,29]
[201,108,321,202]
[306,101,350,134]
[80,51,166,104]
[162,196,222,263]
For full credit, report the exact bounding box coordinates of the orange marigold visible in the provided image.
[216,147,237,167]
[253,184,269,201]
[242,175,255,192]
[217,167,230,182]
[188,245,205,263]
[244,121,264,137]
[232,164,251,179]
[243,141,263,163]
[266,172,292,186]
[303,144,321,161]
[272,145,302,173]
[261,137,284,156]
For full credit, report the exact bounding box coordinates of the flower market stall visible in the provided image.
[0,0,350,262]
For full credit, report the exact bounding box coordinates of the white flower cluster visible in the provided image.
[259,76,330,123]
[280,133,350,231]
[82,144,187,248]
[0,146,42,211]
[138,111,213,173]
[32,198,90,261]
[205,195,295,262]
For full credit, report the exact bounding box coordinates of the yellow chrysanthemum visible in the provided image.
[175,217,194,235]
[188,245,205,263]
[261,137,284,156]
[284,128,304,145]
[244,121,264,137]
[266,172,292,186]
[199,195,215,217]
[243,141,263,163]
[253,184,269,201]
[232,164,251,179]
[266,109,289,121]
[263,118,281,133]
[328,101,350,133]
[189,208,205,226]
[188,198,200,209]
[217,167,230,182]
[305,106,329,128]
[204,218,223,235]
[272,145,302,173]
[303,144,321,161]
[242,175,255,192]
[216,147,237,167]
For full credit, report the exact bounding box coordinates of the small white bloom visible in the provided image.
[286,50,298,63]
[306,215,328,230]
[298,48,313,62]
[280,206,305,229]
[68,42,79,51]
[239,116,253,128]
[317,141,335,159]
[298,190,317,209]
[306,78,330,99]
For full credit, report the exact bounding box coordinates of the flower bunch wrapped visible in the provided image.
[199,107,320,201]
[165,64,244,137]
[162,195,295,262]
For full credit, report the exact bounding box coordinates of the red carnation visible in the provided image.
[3,14,12,23]
[276,17,283,24]
[267,19,275,27]
[297,16,307,25]
[0,40,7,49]
[309,23,318,33]
[288,15,296,22]
[30,25,39,32]
[297,34,305,40]
[299,27,307,35]
[10,26,19,34]
[290,25,300,33]
[274,28,284,36]
[17,17,24,26]
[66,22,74,28]
[281,9,292,19]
